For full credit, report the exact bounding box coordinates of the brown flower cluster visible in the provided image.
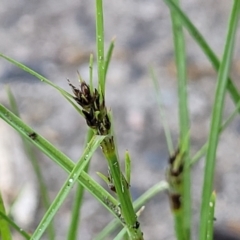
[68,79,111,135]
[166,148,184,211]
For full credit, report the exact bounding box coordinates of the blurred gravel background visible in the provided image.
[0,0,240,239]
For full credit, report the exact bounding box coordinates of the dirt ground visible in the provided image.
[0,0,240,239]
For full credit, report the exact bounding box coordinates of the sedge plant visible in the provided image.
[0,0,240,240]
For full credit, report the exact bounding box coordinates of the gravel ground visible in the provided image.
[0,0,240,239]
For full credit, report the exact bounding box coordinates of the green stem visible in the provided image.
[206,192,216,240]
[199,2,240,239]
[101,137,143,240]
[95,0,105,95]
[150,67,174,155]
[170,0,191,238]
[0,211,30,239]
[0,193,12,240]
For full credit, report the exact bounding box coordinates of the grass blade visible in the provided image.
[89,54,94,94]
[0,104,123,222]
[67,129,94,240]
[104,38,115,81]
[30,134,105,239]
[125,151,131,185]
[113,228,126,240]
[169,0,191,238]
[206,192,216,240]
[162,0,240,111]
[101,138,143,239]
[0,193,12,240]
[0,211,30,240]
[95,0,105,95]
[150,67,174,155]
[0,53,83,116]
[6,86,55,240]
[199,2,240,239]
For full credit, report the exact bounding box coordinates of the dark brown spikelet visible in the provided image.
[68,78,111,135]
[68,79,94,109]
[169,193,181,211]
[82,109,98,130]
[166,147,185,212]
[169,148,180,164]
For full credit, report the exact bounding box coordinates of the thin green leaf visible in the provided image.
[89,54,94,94]
[67,129,94,240]
[199,2,240,239]
[96,172,110,185]
[150,67,174,155]
[0,211,30,240]
[219,98,240,132]
[6,86,20,116]
[0,104,122,222]
[206,192,216,240]
[104,38,115,81]
[95,0,105,95]
[124,151,131,185]
[0,53,83,116]
[0,193,12,240]
[6,86,55,240]
[114,228,126,240]
[30,135,105,240]
[162,0,240,111]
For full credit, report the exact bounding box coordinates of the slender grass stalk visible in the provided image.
[95,0,105,95]
[199,2,240,239]
[104,38,115,80]
[94,1,143,239]
[6,86,55,240]
[125,151,131,185]
[96,171,111,186]
[150,67,174,155]
[101,138,143,239]
[89,54,94,93]
[114,227,126,240]
[0,193,12,240]
[67,129,94,240]
[0,104,123,221]
[206,192,216,240]
[94,181,168,240]
[190,143,208,166]
[166,141,187,240]
[30,135,105,240]
[0,211,30,240]
[162,0,240,111]
[169,0,191,238]
[219,99,240,132]
[191,98,240,165]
